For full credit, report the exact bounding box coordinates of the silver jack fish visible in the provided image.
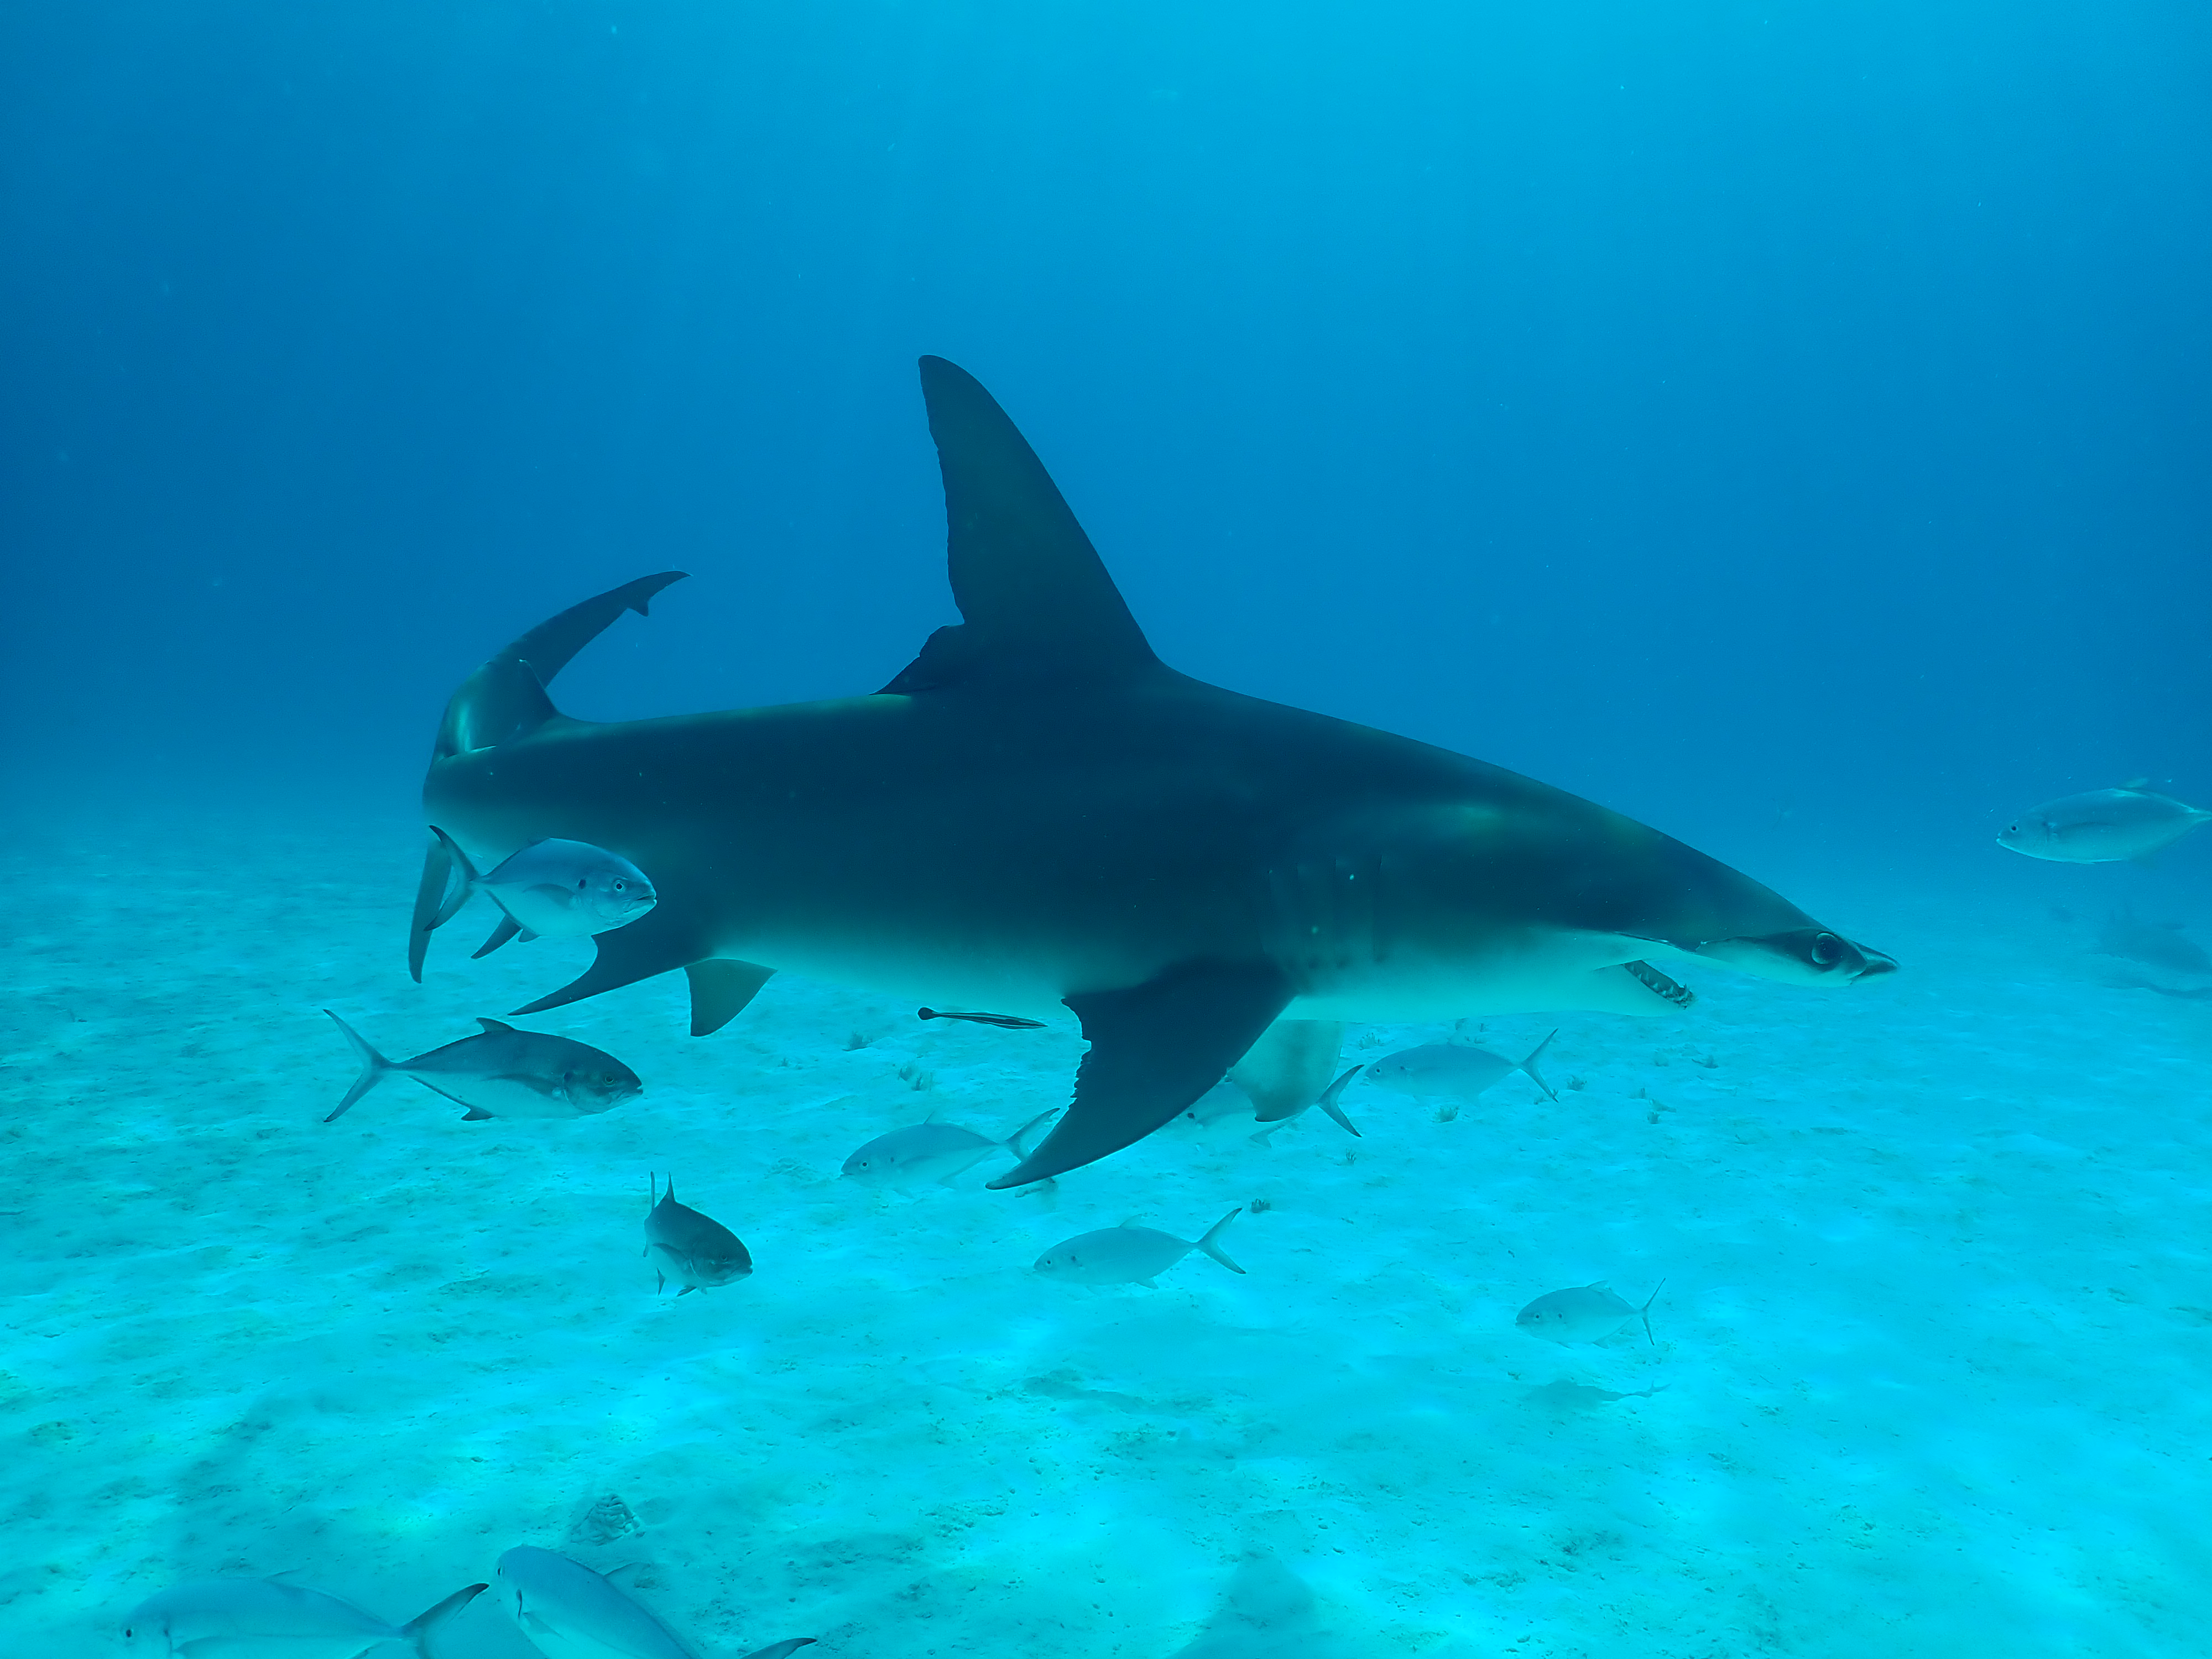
[1516,1280,1665,1345]
[644,1175,752,1293]
[1035,1208,1246,1286]
[1998,780,2212,863]
[496,1545,811,1659]
[322,1011,640,1123]
[416,828,656,971]
[842,1109,1059,1189]
[123,1577,484,1658]
[1365,1031,1559,1105]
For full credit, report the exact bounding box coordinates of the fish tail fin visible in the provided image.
[399,1582,487,1652]
[1316,1065,1363,1136]
[737,1641,818,1659]
[426,827,480,928]
[1639,1278,1667,1345]
[1519,1030,1560,1102]
[322,1011,395,1123]
[1004,1109,1061,1159]
[1197,1207,1246,1275]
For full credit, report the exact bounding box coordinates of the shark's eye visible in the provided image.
[1809,932,1843,968]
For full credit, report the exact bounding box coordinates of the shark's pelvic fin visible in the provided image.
[989,959,1294,1187]
[685,959,775,1035]
[510,911,702,1016]
[881,357,1159,694]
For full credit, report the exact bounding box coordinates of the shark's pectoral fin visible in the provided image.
[512,912,702,1016]
[472,914,524,959]
[686,960,775,1035]
[989,961,1294,1188]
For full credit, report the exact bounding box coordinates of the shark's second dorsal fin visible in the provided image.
[881,358,1158,694]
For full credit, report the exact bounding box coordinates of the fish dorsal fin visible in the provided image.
[880,358,1158,693]
[476,1017,517,1034]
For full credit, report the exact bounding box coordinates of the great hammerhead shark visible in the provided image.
[409,357,1895,1186]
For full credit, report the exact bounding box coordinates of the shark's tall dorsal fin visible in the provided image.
[881,358,1157,693]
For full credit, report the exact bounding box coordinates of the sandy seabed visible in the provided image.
[4,807,2211,1658]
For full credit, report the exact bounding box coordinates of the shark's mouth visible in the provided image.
[1624,958,1696,1008]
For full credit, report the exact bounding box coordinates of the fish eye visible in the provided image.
[1809,932,1843,968]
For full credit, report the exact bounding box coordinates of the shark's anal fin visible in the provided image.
[686,960,775,1035]
[989,960,1294,1188]
[510,912,702,1017]
[880,358,1159,694]
[407,832,456,983]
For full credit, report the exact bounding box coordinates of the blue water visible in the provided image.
[5,3,2211,1655]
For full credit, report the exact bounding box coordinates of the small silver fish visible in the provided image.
[1998,782,2212,863]
[644,1175,752,1294]
[842,1109,1058,1189]
[497,1545,812,1659]
[322,1011,640,1123]
[1035,1208,1246,1286]
[1364,1031,1557,1104]
[429,827,657,958]
[1516,1280,1665,1345]
[123,1577,484,1658]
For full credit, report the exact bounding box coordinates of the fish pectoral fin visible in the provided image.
[989,959,1295,1188]
[472,914,524,959]
[462,1107,494,1120]
[520,1609,559,1635]
[476,1017,518,1034]
[686,959,776,1036]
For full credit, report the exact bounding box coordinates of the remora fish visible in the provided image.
[416,828,657,971]
[644,1176,752,1293]
[1035,1208,1246,1286]
[842,1109,1060,1188]
[1516,1280,1665,1345]
[1998,781,2212,863]
[409,357,1896,1187]
[496,1546,812,1659]
[322,1011,640,1123]
[123,1577,484,1658]
[1364,1031,1559,1105]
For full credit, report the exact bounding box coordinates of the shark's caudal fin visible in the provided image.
[432,571,686,763]
[989,959,1293,1187]
[413,572,685,979]
[880,358,1160,694]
